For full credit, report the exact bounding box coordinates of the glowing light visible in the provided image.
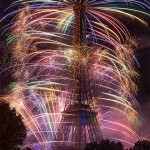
[0,0,149,149]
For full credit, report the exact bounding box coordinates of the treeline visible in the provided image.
[84,139,150,150]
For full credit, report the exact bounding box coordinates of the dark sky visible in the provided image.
[0,0,150,139]
[0,0,13,14]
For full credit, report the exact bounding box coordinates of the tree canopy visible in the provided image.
[84,139,124,150]
[0,100,27,150]
[84,139,150,150]
[130,140,150,150]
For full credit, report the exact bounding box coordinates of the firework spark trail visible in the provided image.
[0,0,150,149]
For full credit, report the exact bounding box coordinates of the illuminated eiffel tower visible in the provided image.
[52,1,103,149]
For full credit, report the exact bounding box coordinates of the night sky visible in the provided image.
[0,0,150,139]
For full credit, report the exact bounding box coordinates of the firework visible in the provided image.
[0,0,150,149]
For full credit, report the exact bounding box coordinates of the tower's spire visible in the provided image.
[73,0,86,48]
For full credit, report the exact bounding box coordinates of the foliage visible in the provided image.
[0,100,27,150]
[132,140,150,150]
[84,139,150,150]
[21,146,32,150]
[84,139,124,150]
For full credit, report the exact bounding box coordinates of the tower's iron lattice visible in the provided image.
[52,1,103,149]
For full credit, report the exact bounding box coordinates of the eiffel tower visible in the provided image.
[52,1,103,149]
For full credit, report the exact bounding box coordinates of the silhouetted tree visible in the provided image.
[84,139,124,150]
[0,100,27,150]
[132,140,150,150]
[21,146,32,150]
